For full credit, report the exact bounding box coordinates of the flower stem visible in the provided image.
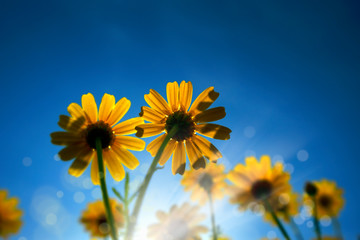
[288,215,304,240]
[208,192,218,240]
[125,126,179,240]
[311,196,322,240]
[96,138,117,240]
[332,217,343,240]
[264,200,291,240]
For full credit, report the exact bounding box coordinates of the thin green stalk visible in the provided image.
[332,217,343,240]
[125,126,178,240]
[208,192,218,240]
[264,200,291,240]
[96,138,117,240]
[311,196,322,240]
[287,213,304,240]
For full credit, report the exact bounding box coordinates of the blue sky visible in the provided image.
[1,0,359,239]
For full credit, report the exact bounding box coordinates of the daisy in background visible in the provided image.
[148,202,208,240]
[80,199,124,238]
[50,93,145,184]
[304,180,344,240]
[136,81,231,175]
[0,190,22,239]
[227,155,292,240]
[51,93,144,240]
[181,163,227,240]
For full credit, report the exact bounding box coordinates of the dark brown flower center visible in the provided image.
[165,111,195,141]
[319,195,332,209]
[251,180,273,199]
[198,173,214,192]
[85,121,115,149]
[97,215,110,234]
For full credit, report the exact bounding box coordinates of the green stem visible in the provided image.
[208,192,218,240]
[264,200,291,240]
[125,126,178,240]
[287,214,304,240]
[311,196,322,240]
[96,138,117,240]
[332,217,343,240]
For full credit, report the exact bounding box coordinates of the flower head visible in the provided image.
[227,156,291,211]
[51,93,145,184]
[264,192,300,224]
[80,199,124,238]
[148,202,208,240]
[304,179,344,217]
[181,163,227,204]
[136,81,231,175]
[0,190,22,238]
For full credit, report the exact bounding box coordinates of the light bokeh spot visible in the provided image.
[297,150,309,162]
[73,192,85,203]
[244,126,256,138]
[23,157,32,167]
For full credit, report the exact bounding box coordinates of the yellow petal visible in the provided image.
[113,117,144,135]
[158,139,176,166]
[135,123,165,138]
[114,136,145,151]
[193,107,226,123]
[50,131,83,145]
[191,135,222,161]
[185,140,206,169]
[58,143,88,161]
[58,115,86,132]
[90,155,104,185]
[167,81,180,112]
[146,134,166,157]
[140,106,166,123]
[189,87,219,116]
[0,190,7,201]
[81,93,98,123]
[103,150,125,181]
[260,155,271,175]
[67,102,85,119]
[111,145,140,170]
[179,81,193,112]
[107,97,130,126]
[195,124,231,140]
[68,149,94,177]
[99,93,115,122]
[144,89,171,115]
[172,141,186,175]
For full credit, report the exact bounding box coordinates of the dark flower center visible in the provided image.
[97,215,110,234]
[165,111,195,141]
[85,121,115,149]
[251,180,273,199]
[319,195,332,209]
[198,173,214,192]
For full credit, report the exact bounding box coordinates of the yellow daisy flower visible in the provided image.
[304,179,344,217]
[181,163,227,204]
[264,192,300,224]
[51,93,145,184]
[227,156,291,211]
[80,199,124,238]
[0,190,22,238]
[136,81,231,175]
[148,202,208,240]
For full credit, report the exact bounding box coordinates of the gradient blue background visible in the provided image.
[1,0,359,239]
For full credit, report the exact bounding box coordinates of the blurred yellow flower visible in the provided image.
[264,192,300,224]
[0,190,22,238]
[312,237,340,240]
[51,93,145,184]
[227,156,291,211]
[181,163,227,204]
[148,202,208,240]
[80,199,124,238]
[304,179,344,217]
[136,81,231,175]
